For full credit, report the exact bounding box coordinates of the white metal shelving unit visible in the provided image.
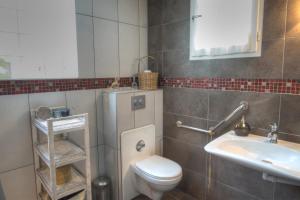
[31,111,92,200]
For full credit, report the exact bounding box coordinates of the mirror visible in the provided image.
[0,0,78,80]
[190,0,264,60]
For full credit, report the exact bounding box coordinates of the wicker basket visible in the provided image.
[138,72,158,90]
[56,165,71,185]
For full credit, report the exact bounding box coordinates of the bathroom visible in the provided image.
[0,0,299,199]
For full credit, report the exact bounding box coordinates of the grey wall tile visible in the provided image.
[93,0,118,20]
[118,0,139,25]
[211,156,274,200]
[164,112,208,146]
[222,39,284,79]
[0,94,33,173]
[0,165,36,200]
[209,91,280,129]
[75,0,93,16]
[74,146,99,180]
[98,145,106,176]
[66,90,98,148]
[119,23,140,77]
[149,51,164,75]
[76,14,95,78]
[139,0,148,27]
[274,183,300,200]
[177,168,206,199]
[164,87,209,119]
[140,27,148,61]
[279,95,300,135]
[162,20,189,51]
[277,132,300,144]
[94,18,119,78]
[164,39,284,79]
[149,1,300,200]
[283,37,300,79]
[162,0,190,24]
[28,91,66,110]
[104,145,119,200]
[164,137,206,176]
[262,0,287,41]
[164,49,211,78]
[148,0,162,27]
[148,25,162,54]
[206,180,258,200]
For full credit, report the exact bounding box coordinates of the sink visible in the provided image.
[205,131,300,184]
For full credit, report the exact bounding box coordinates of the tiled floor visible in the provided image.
[132,189,197,200]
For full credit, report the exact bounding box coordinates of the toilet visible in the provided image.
[121,125,182,200]
[131,155,182,200]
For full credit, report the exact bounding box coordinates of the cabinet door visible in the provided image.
[117,93,134,134]
[135,91,155,128]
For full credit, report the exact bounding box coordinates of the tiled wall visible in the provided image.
[0,90,106,199]
[148,0,300,199]
[76,0,148,78]
[0,0,78,79]
[0,0,148,199]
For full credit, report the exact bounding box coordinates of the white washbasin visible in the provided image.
[205,131,300,183]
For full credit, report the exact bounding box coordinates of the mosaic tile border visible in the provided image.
[161,77,300,95]
[0,78,132,95]
[0,77,300,95]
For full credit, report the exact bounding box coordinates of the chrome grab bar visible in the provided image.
[176,101,249,136]
[176,121,211,134]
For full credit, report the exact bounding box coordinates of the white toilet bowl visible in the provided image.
[131,155,182,200]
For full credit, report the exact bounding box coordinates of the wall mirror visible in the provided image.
[0,0,78,80]
[190,0,264,60]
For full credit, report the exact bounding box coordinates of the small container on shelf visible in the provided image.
[56,165,72,185]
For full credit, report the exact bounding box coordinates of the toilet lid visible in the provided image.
[135,155,182,180]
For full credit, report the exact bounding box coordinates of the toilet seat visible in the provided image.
[132,155,182,186]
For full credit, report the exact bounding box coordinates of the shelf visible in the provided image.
[35,140,86,168]
[36,167,86,200]
[34,115,86,135]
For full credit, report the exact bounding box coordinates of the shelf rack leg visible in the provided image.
[47,120,57,200]
[31,112,41,199]
[84,114,92,200]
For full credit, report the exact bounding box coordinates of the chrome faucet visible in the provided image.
[266,123,278,144]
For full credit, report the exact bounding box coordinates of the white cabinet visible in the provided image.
[0,0,78,79]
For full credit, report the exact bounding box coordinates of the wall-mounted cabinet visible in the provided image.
[0,0,78,80]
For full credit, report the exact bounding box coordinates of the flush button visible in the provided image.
[132,95,146,110]
[136,140,146,152]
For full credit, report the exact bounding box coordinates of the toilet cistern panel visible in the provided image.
[121,125,156,200]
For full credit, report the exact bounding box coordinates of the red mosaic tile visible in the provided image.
[1,77,300,96]
[161,77,300,95]
[0,77,132,95]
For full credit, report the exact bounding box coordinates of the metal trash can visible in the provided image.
[92,177,111,200]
